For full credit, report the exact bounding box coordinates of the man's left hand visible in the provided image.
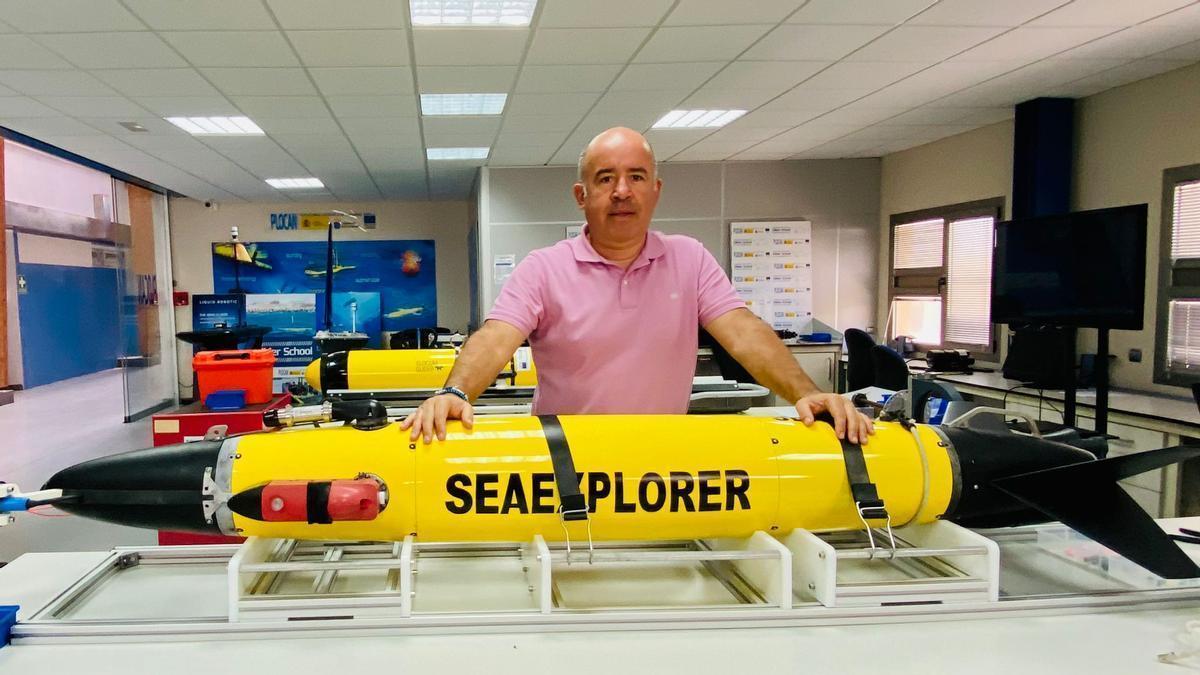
[794,393,875,445]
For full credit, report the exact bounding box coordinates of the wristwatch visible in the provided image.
[434,385,469,403]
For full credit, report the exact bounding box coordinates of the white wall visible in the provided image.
[478,159,881,334]
[168,198,470,397]
[877,61,1200,396]
[876,119,1015,343]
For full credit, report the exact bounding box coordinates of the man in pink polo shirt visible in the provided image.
[402,127,872,445]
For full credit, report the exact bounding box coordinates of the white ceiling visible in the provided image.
[0,0,1198,202]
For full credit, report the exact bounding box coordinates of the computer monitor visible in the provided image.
[991,204,1147,330]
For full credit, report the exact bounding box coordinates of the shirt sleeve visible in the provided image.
[486,252,545,337]
[696,242,746,326]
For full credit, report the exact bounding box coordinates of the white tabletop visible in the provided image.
[933,370,1200,429]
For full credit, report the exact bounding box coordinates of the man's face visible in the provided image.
[573,135,661,242]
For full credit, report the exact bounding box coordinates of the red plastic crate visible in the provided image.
[193,348,275,406]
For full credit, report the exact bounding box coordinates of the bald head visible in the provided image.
[577,127,657,184]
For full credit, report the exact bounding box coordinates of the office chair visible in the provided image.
[870,344,910,391]
[843,328,876,391]
[698,328,756,384]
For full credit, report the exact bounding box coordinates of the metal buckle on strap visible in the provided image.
[558,505,594,564]
[855,500,896,558]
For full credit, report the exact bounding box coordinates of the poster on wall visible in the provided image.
[316,291,383,348]
[729,221,814,335]
[191,294,244,330]
[212,239,436,332]
[245,293,316,392]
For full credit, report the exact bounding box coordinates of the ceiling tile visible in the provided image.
[0,18,13,32]
[1057,58,1197,94]
[414,29,529,66]
[161,31,299,68]
[327,95,418,118]
[203,68,318,96]
[198,137,307,177]
[0,35,74,69]
[590,89,691,115]
[36,95,146,117]
[666,0,806,26]
[862,60,1017,104]
[669,140,750,161]
[0,0,143,32]
[94,69,219,97]
[526,28,651,65]
[310,67,413,95]
[121,135,209,154]
[506,92,600,116]
[955,26,1116,62]
[492,131,570,148]
[847,26,1008,63]
[37,32,188,69]
[0,116,104,137]
[735,109,823,127]
[515,64,621,93]
[822,105,909,126]
[705,60,830,90]
[730,147,793,160]
[501,114,584,132]
[339,116,421,137]
[1054,5,1200,60]
[634,25,774,63]
[424,130,496,147]
[359,147,426,173]
[78,116,187,136]
[787,0,936,25]
[765,86,872,111]
[908,0,1070,26]
[423,116,501,138]
[36,134,137,155]
[539,0,674,27]
[0,70,119,96]
[289,30,409,67]
[1150,39,1200,61]
[704,125,791,142]
[488,146,558,166]
[123,0,276,29]
[1028,0,1195,27]
[801,61,926,89]
[610,62,724,91]
[266,0,408,29]
[0,96,61,117]
[743,25,890,61]
[680,88,782,109]
[231,96,332,119]
[417,66,517,93]
[133,95,240,116]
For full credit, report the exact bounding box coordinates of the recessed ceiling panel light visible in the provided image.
[411,0,538,26]
[165,116,264,136]
[427,147,489,160]
[266,178,325,189]
[652,109,747,129]
[420,93,507,116]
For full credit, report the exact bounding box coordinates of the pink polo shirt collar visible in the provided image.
[568,224,668,269]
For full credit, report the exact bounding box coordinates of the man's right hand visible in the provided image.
[400,394,475,443]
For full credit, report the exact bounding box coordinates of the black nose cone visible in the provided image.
[43,440,226,534]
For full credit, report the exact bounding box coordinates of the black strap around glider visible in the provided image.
[538,415,588,521]
[839,438,889,521]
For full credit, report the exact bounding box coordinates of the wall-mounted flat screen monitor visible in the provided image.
[991,204,1147,330]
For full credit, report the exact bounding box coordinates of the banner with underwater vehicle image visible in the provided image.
[212,239,436,331]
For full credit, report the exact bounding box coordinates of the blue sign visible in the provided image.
[269,213,299,230]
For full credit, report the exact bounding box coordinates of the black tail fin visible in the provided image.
[992,446,1200,580]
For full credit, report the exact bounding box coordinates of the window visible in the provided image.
[888,198,1004,354]
[1156,166,1200,385]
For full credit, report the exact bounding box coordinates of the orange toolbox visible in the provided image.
[193,348,276,405]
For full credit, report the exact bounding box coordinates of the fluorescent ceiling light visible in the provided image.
[266,178,325,189]
[427,147,489,160]
[165,116,264,136]
[652,109,747,129]
[421,93,507,116]
[411,0,537,26]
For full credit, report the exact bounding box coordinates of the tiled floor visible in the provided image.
[0,369,157,562]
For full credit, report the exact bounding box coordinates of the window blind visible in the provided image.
[945,216,994,346]
[1172,180,1200,261]
[1168,299,1200,372]
[893,218,944,269]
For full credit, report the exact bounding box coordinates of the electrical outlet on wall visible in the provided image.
[1129,348,1142,363]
